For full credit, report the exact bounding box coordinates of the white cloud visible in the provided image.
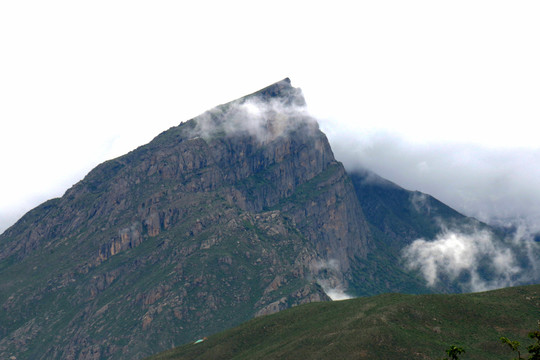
[402,227,537,292]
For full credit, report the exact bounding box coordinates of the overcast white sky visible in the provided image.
[1,1,540,234]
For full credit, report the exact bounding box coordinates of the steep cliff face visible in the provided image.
[0,79,372,359]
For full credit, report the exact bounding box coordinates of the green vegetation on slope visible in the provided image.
[146,284,540,360]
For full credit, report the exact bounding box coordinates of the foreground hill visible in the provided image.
[147,284,540,360]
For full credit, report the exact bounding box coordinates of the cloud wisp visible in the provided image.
[402,225,539,292]
[310,259,354,301]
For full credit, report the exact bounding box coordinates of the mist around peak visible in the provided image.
[188,97,317,144]
[185,80,320,146]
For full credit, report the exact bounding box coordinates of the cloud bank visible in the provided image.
[319,129,540,234]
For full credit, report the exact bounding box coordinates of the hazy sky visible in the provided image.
[1,1,540,234]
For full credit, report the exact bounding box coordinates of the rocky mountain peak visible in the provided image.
[0,79,372,359]
[185,78,314,145]
[243,77,306,106]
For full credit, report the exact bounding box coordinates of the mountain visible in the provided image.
[0,78,532,359]
[146,283,540,360]
[0,79,371,359]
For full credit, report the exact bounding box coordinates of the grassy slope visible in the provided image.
[147,284,540,360]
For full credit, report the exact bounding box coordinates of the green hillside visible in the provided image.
[147,284,540,360]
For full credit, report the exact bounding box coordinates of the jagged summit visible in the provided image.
[181,77,314,145]
[243,77,306,106]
